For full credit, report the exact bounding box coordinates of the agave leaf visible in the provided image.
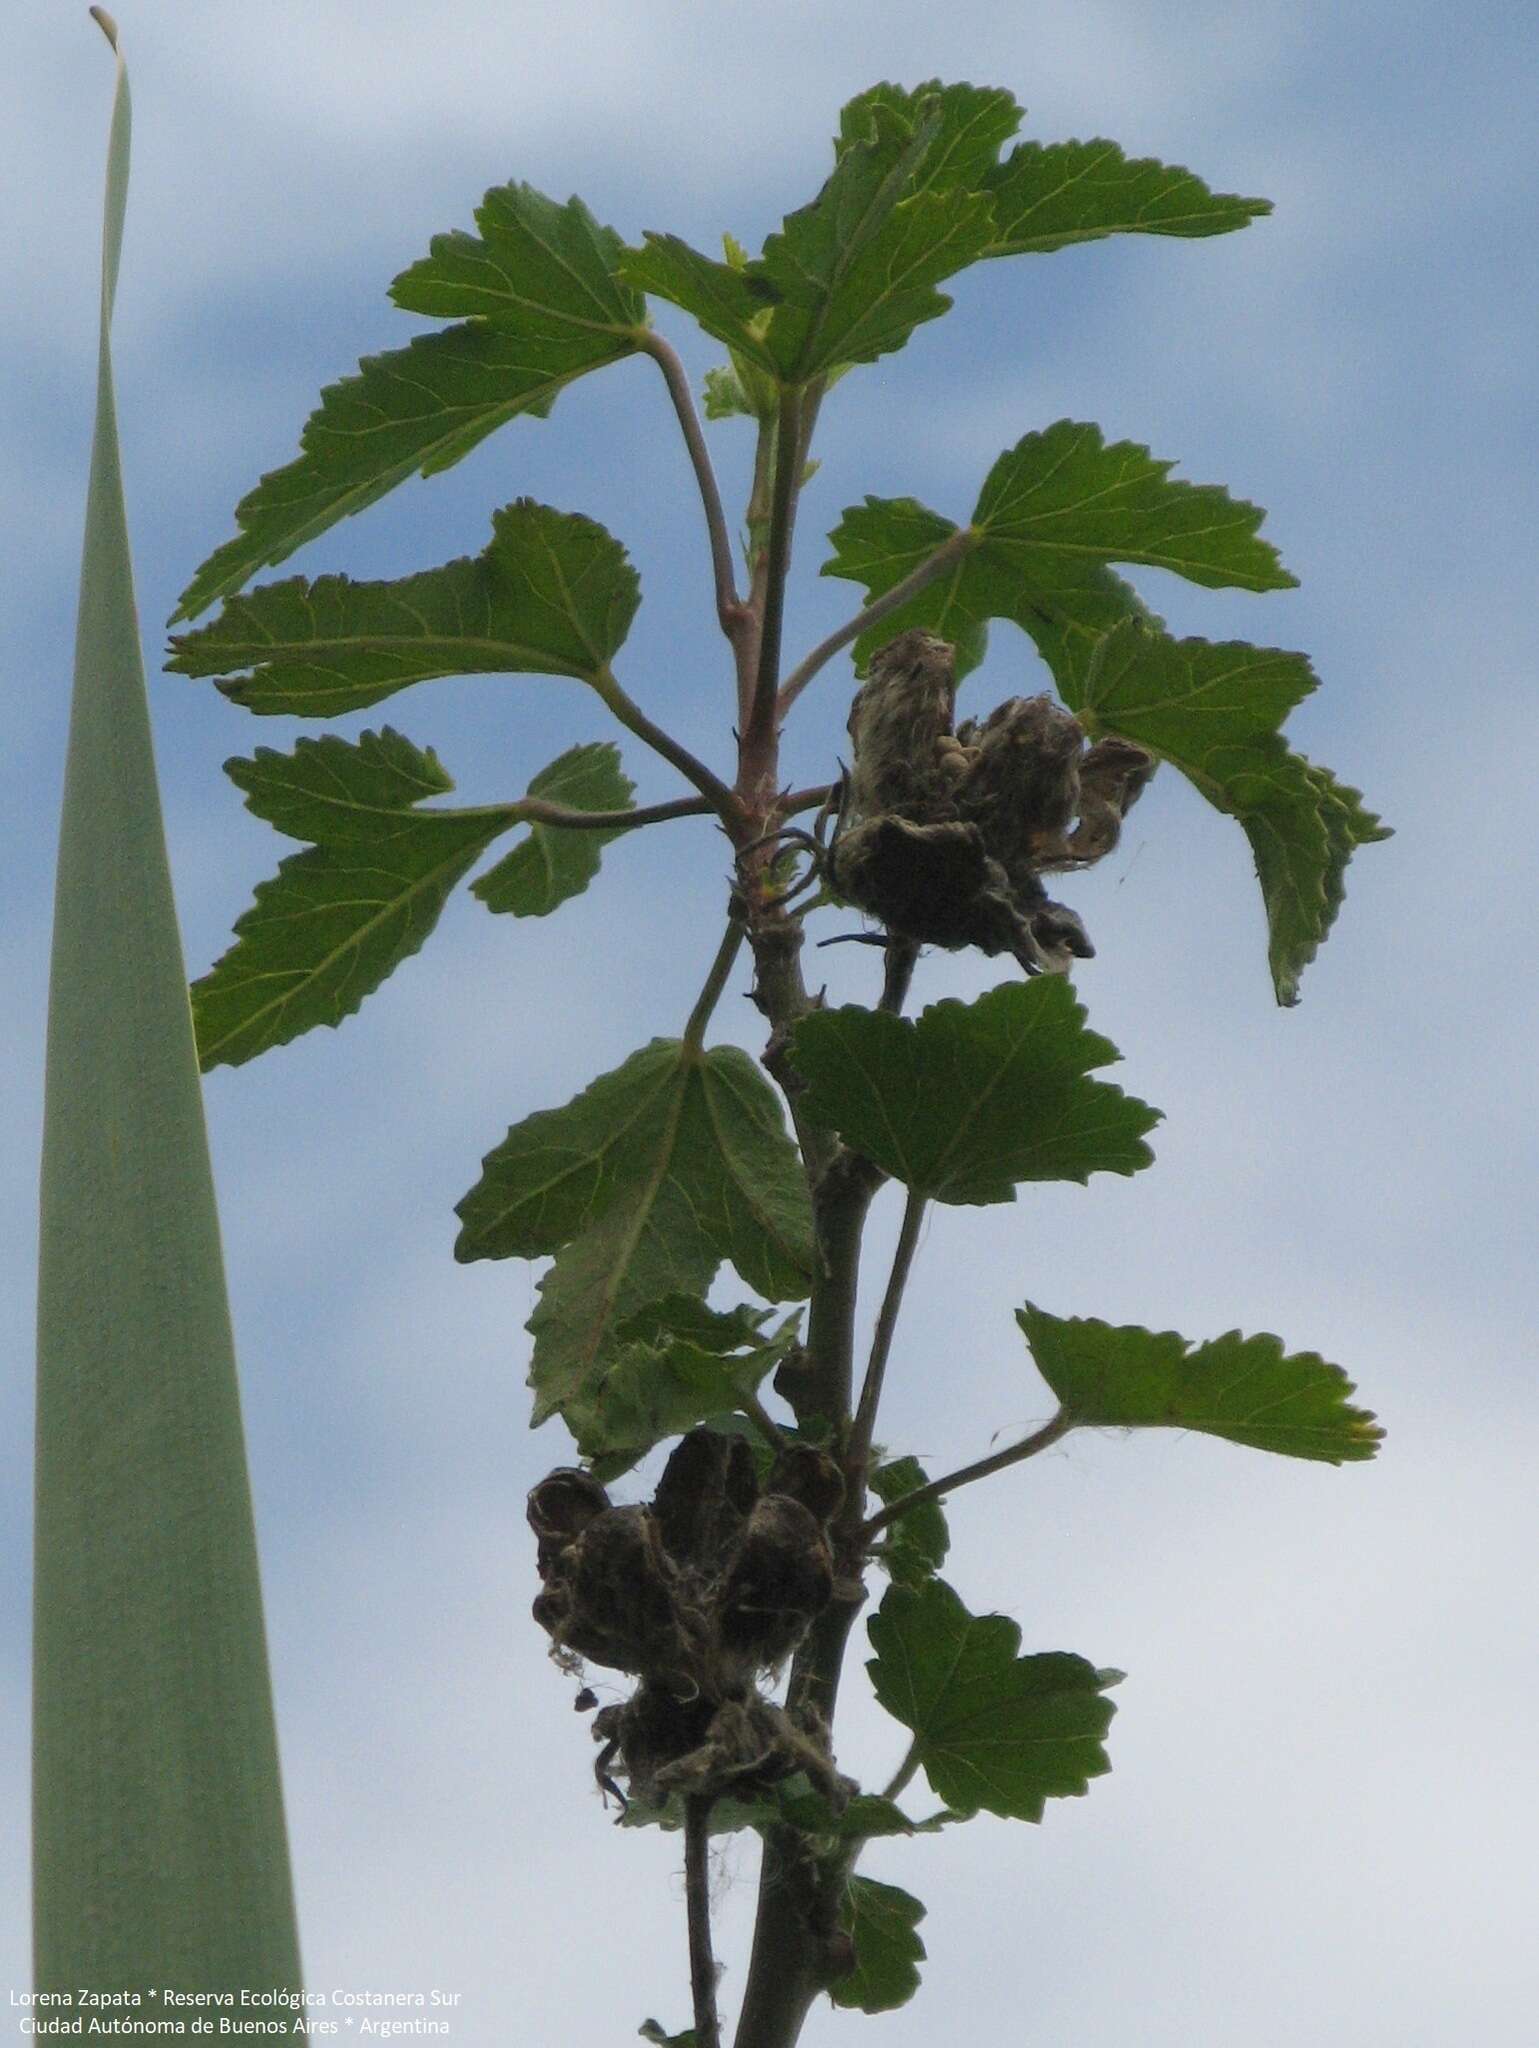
[33,19,302,1994]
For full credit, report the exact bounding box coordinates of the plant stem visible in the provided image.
[860,1409,1075,1542]
[742,385,805,776]
[878,936,919,1015]
[775,526,977,717]
[591,666,741,825]
[741,1391,787,1452]
[849,1186,928,1476]
[879,1739,921,1805]
[637,329,746,644]
[684,918,747,1050]
[684,1795,722,2048]
[515,792,716,833]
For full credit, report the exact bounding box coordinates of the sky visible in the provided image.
[4,1,1537,2042]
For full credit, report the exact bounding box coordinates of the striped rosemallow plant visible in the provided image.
[166,79,1387,2048]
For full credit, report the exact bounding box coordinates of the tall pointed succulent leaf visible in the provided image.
[792,978,1160,1202]
[173,186,644,622]
[169,500,640,716]
[1018,1304,1383,1463]
[35,19,301,1995]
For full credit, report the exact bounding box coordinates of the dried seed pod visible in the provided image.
[651,1426,756,1570]
[844,630,960,823]
[955,694,1086,873]
[718,1495,835,1669]
[537,1504,683,1679]
[527,1467,611,1571]
[1060,736,1157,864]
[766,1441,846,1527]
[832,816,1057,972]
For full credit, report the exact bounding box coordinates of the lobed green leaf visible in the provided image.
[571,1304,804,1478]
[390,182,645,333]
[454,1041,813,1433]
[169,501,640,716]
[174,185,643,623]
[869,1455,950,1588]
[830,1878,927,2014]
[824,418,1287,689]
[867,1579,1119,1821]
[620,233,780,371]
[755,99,994,378]
[1078,620,1391,1003]
[472,742,634,917]
[838,80,1023,196]
[1019,1303,1384,1463]
[193,730,516,1068]
[792,977,1160,1202]
[985,137,1270,255]
[222,725,458,841]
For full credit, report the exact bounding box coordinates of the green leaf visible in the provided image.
[867,1580,1119,1821]
[869,1455,949,1588]
[830,1878,927,2013]
[774,1783,956,1841]
[978,420,1296,593]
[168,500,640,717]
[1018,1303,1384,1463]
[1077,620,1391,1003]
[174,188,642,622]
[985,137,1270,255]
[837,79,1023,196]
[638,2023,696,2047]
[390,181,645,333]
[193,731,515,1068]
[824,417,1290,685]
[792,978,1159,1202]
[472,742,634,917]
[571,1303,803,1477]
[754,99,995,378]
[36,24,301,1994]
[620,233,780,371]
[222,724,461,840]
[454,1042,813,1432]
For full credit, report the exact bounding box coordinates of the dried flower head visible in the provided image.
[828,632,1154,973]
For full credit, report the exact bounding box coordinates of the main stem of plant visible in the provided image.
[725,385,900,2048]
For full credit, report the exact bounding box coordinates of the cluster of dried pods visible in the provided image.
[530,636,1151,1821]
[529,1429,852,1813]
[825,628,1154,971]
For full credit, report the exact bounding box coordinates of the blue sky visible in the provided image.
[4,2,1537,2042]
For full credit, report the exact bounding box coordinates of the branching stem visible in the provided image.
[743,386,805,769]
[879,1739,921,1805]
[592,666,741,825]
[775,526,976,717]
[514,792,715,833]
[684,918,747,1050]
[860,1409,1075,1542]
[637,329,750,649]
[683,1795,722,2048]
[849,1186,928,1475]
